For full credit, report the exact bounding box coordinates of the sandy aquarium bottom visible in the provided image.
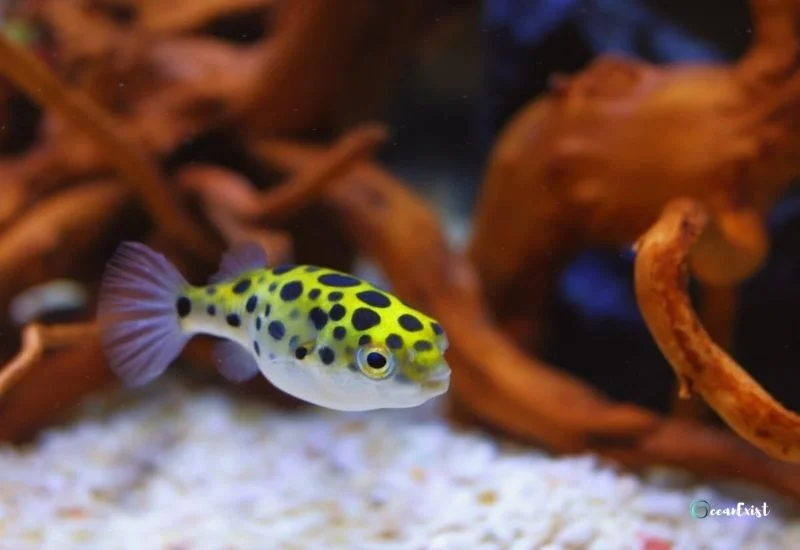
[0,377,798,550]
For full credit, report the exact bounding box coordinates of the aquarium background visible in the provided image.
[377,0,800,415]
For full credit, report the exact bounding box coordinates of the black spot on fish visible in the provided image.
[431,322,444,335]
[176,296,191,318]
[395,373,414,384]
[386,334,403,349]
[245,295,258,313]
[309,307,328,330]
[268,320,285,340]
[272,264,297,275]
[318,273,361,287]
[253,341,261,356]
[226,313,241,327]
[255,317,262,330]
[399,314,423,332]
[206,304,216,316]
[414,340,433,352]
[319,347,335,365]
[280,281,303,301]
[329,304,346,321]
[205,286,217,296]
[258,277,265,284]
[264,303,271,317]
[268,282,277,293]
[289,335,299,349]
[352,308,381,331]
[295,347,308,360]
[358,334,371,346]
[328,291,343,302]
[269,353,276,360]
[347,362,359,372]
[290,309,300,320]
[356,290,391,308]
[233,279,251,294]
[305,266,321,273]
[308,288,321,300]
[333,326,346,340]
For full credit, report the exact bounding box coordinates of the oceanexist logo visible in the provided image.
[690,500,771,519]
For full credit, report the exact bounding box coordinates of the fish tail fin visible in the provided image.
[97,242,192,387]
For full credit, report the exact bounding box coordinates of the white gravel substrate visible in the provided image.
[0,378,798,550]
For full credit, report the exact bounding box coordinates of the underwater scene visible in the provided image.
[0,0,799,548]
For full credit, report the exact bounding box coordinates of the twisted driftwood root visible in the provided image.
[0,323,112,442]
[471,0,800,333]
[635,198,800,462]
[0,180,131,312]
[0,323,99,398]
[601,417,800,500]
[467,0,800,430]
[0,34,218,260]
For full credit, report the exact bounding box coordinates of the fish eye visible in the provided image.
[356,346,395,380]
[367,352,386,369]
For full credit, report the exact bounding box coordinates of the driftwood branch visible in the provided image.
[250,124,388,221]
[0,181,130,313]
[635,198,800,462]
[0,34,218,260]
[0,324,113,443]
[0,322,98,397]
[176,164,294,264]
[467,0,800,438]
[182,122,389,222]
[736,0,799,85]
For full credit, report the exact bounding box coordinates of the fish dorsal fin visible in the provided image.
[213,340,261,383]
[209,242,268,283]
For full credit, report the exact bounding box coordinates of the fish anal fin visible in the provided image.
[213,339,261,383]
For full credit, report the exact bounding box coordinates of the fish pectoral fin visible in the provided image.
[212,340,261,383]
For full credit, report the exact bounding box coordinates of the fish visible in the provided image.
[96,241,451,411]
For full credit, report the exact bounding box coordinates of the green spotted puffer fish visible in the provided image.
[97,242,450,411]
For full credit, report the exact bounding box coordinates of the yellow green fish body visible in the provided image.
[97,242,450,411]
